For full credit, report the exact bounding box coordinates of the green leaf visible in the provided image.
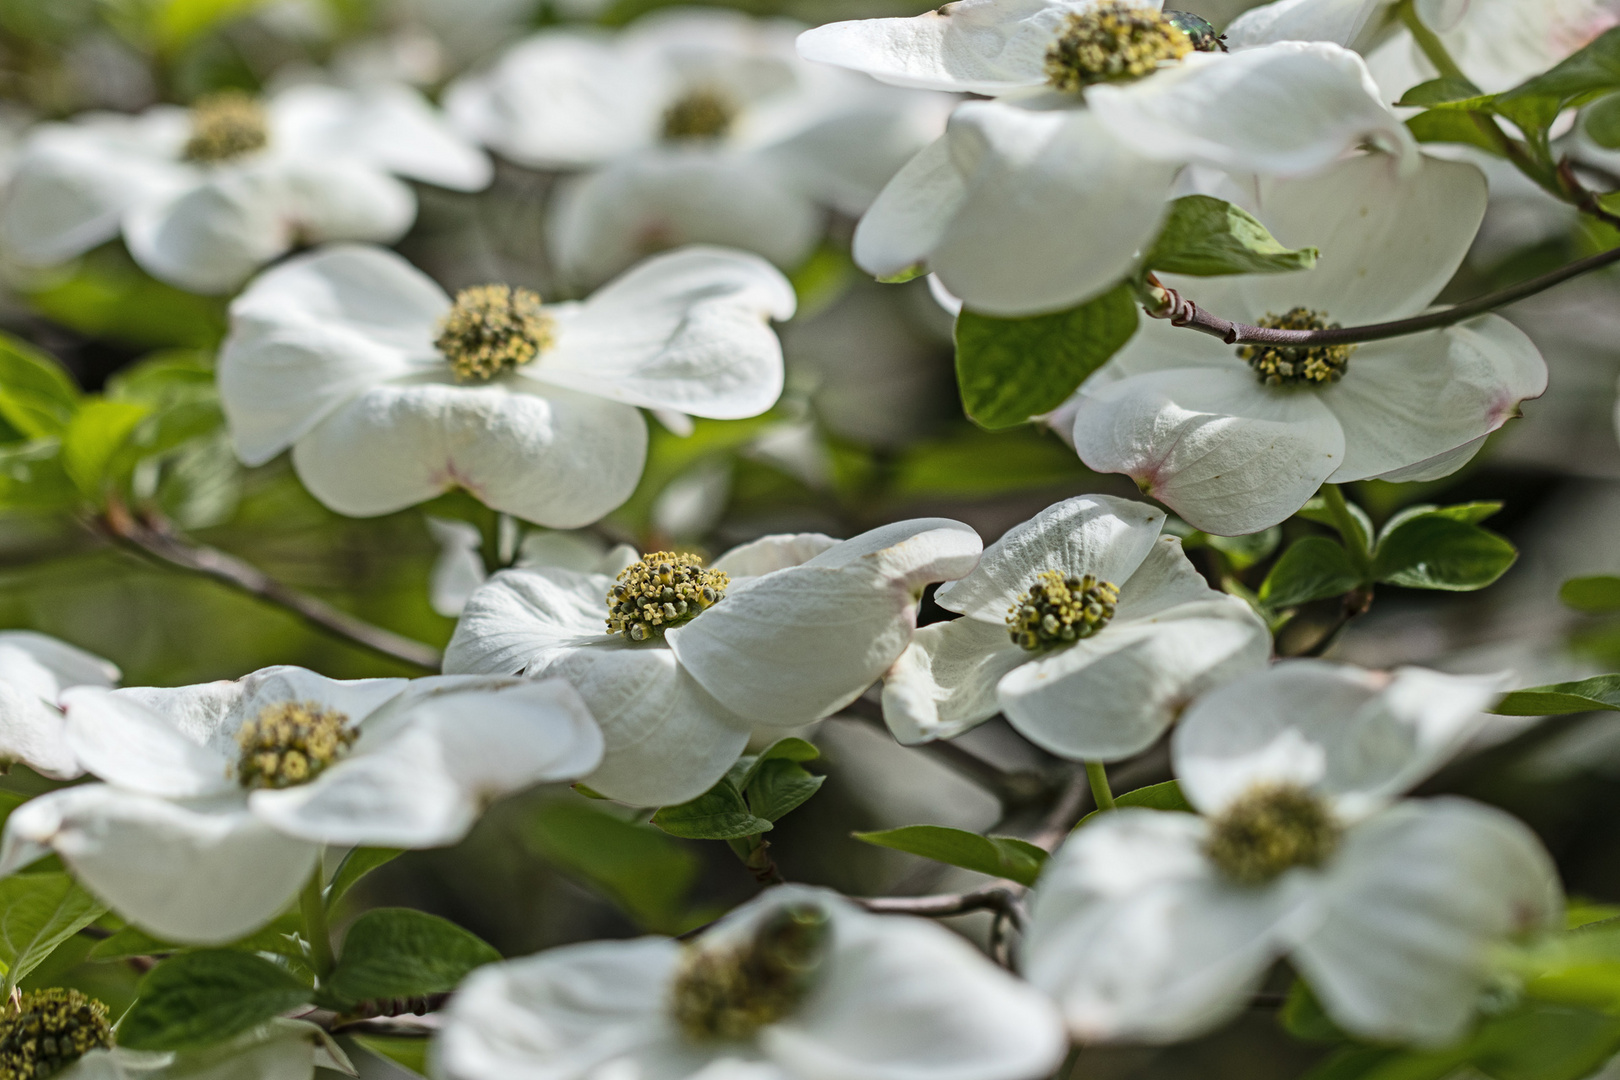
[1493,675,1620,716]
[326,848,403,907]
[1376,501,1502,541]
[86,925,176,963]
[853,825,1048,887]
[150,0,274,50]
[0,440,77,511]
[745,758,826,823]
[1279,979,1348,1043]
[354,1035,429,1077]
[1561,576,1620,614]
[1405,108,1508,155]
[652,777,773,840]
[1298,494,1374,553]
[1203,527,1281,571]
[1372,515,1516,591]
[1075,779,1193,828]
[1493,26,1620,136]
[0,873,107,990]
[526,801,702,935]
[891,426,1097,499]
[1259,537,1363,609]
[119,950,313,1051]
[0,335,78,438]
[322,908,499,1011]
[1397,76,1485,107]
[1143,195,1318,277]
[23,247,227,350]
[1304,1004,1620,1080]
[954,282,1138,430]
[1586,92,1620,148]
[61,398,152,497]
[735,737,819,786]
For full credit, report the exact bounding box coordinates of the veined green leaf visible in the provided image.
[1493,675,1620,716]
[321,908,499,1011]
[1144,195,1318,277]
[119,950,313,1051]
[1259,537,1363,609]
[853,825,1047,887]
[0,872,106,990]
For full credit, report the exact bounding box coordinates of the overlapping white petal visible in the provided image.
[219,243,790,526]
[0,631,119,780]
[437,885,1066,1080]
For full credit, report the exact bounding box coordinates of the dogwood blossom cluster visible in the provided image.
[0,0,1612,1077]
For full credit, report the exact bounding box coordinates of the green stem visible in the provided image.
[1084,762,1116,812]
[1319,485,1372,573]
[1396,0,1468,83]
[726,834,785,885]
[300,862,335,979]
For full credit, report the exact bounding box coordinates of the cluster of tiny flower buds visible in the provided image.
[435,284,556,383]
[0,989,112,1080]
[1044,2,1192,91]
[183,90,269,163]
[1204,783,1341,885]
[670,904,829,1042]
[236,701,358,790]
[663,86,739,140]
[606,552,729,641]
[1006,570,1120,651]
[1239,308,1355,386]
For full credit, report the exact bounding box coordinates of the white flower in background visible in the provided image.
[0,631,119,780]
[0,666,602,944]
[436,884,1067,1080]
[884,495,1269,759]
[0,84,491,294]
[798,0,1415,316]
[446,7,951,286]
[217,243,794,528]
[445,520,983,806]
[43,1015,352,1080]
[1070,152,1547,536]
[1022,659,1560,1046]
[426,517,638,616]
[1226,0,1618,96]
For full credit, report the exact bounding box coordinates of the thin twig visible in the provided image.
[97,502,442,671]
[1145,236,1620,347]
[855,884,1027,928]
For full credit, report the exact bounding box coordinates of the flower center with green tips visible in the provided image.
[662,87,739,140]
[1205,783,1340,885]
[1044,1,1192,91]
[1006,569,1120,651]
[236,701,356,790]
[435,284,555,383]
[1239,308,1355,387]
[606,552,728,642]
[0,988,112,1080]
[182,90,269,163]
[670,903,829,1042]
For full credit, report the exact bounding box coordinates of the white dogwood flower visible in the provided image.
[883,495,1268,759]
[1023,660,1561,1047]
[0,84,491,294]
[0,631,119,780]
[1070,151,1547,535]
[217,243,794,528]
[436,884,1068,1080]
[0,666,602,945]
[444,520,983,806]
[797,0,1415,315]
[1226,0,1617,96]
[446,7,949,286]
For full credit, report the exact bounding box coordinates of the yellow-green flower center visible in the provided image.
[183,90,269,164]
[1044,2,1192,91]
[606,552,728,642]
[662,87,739,140]
[435,284,555,383]
[1205,783,1340,885]
[236,701,357,790]
[1007,569,1120,651]
[1239,308,1355,387]
[0,989,112,1080]
[670,903,828,1042]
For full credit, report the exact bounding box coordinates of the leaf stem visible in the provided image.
[1319,485,1371,572]
[1395,0,1468,83]
[97,500,442,671]
[1084,762,1115,811]
[301,862,336,980]
[726,834,785,885]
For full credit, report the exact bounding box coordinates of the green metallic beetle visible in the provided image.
[1164,9,1228,52]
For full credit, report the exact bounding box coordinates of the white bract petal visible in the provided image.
[0,632,119,781]
[1086,42,1416,174]
[445,567,611,677]
[1072,366,1345,536]
[668,519,982,725]
[935,493,1161,622]
[1023,809,1311,1043]
[882,617,1030,744]
[1223,0,1379,48]
[1173,662,1510,821]
[62,688,235,799]
[249,677,603,847]
[711,533,841,577]
[1,785,317,945]
[1293,798,1563,1045]
[271,83,492,192]
[291,381,648,528]
[534,246,795,418]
